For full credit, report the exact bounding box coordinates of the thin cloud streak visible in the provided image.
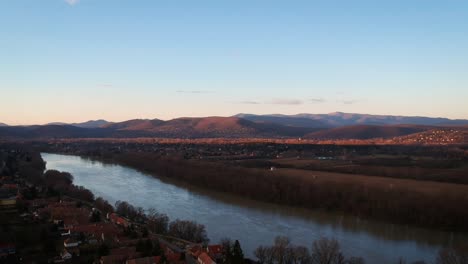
[267,98,303,105]
[309,98,325,103]
[65,0,80,5]
[176,90,214,94]
[98,84,113,88]
[233,97,325,105]
[339,99,359,105]
[235,101,261,105]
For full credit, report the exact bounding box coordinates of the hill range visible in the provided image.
[1,113,467,142]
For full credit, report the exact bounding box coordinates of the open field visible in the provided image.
[261,157,468,184]
[268,167,468,196]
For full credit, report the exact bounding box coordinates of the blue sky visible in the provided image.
[1,0,467,125]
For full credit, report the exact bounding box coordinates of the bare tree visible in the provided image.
[310,238,345,264]
[255,236,311,264]
[146,208,169,234]
[255,246,270,264]
[289,246,311,264]
[274,236,291,264]
[168,219,208,243]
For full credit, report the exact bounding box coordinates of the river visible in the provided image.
[42,153,467,263]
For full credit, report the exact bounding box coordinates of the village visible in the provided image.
[0,147,240,264]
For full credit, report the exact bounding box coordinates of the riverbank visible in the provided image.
[79,151,468,233]
[40,152,468,264]
[1,146,247,263]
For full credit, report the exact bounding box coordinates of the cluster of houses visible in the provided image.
[25,198,225,264]
[390,129,466,145]
[0,175,20,211]
[0,149,229,264]
[188,244,223,264]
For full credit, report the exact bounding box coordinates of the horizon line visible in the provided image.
[2,111,468,126]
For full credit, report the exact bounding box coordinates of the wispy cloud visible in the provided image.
[234,101,261,105]
[65,0,80,5]
[308,98,325,103]
[98,84,113,88]
[233,98,321,105]
[176,90,214,94]
[267,98,304,105]
[339,99,359,105]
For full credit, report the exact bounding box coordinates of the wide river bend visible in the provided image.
[42,153,467,263]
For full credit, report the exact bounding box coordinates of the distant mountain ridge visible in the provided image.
[47,119,112,128]
[236,112,468,127]
[0,122,8,127]
[0,113,467,141]
[102,116,318,138]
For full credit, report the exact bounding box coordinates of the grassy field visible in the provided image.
[268,167,468,196]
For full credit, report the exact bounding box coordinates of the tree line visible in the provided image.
[254,236,468,264]
[101,152,468,232]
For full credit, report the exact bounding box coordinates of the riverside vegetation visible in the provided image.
[80,150,468,232]
[2,142,468,263]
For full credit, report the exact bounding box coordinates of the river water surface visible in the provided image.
[42,153,467,263]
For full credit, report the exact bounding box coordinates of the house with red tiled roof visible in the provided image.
[188,245,203,258]
[166,252,183,263]
[46,205,91,228]
[197,252,216,264]
[207,245,223,261]
[108,213,130,227]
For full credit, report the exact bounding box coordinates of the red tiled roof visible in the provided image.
[109,213,130,226]
[189,245,202,257]
[166,252,181,263]
[208,245,223,255]
[198,252,215,264]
